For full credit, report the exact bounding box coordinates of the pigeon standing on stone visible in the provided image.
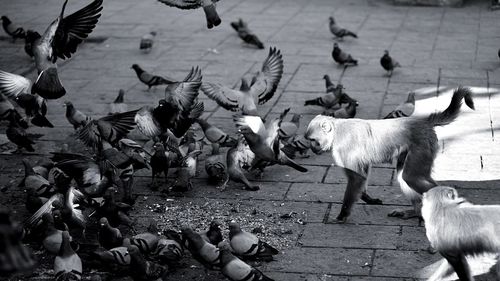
[230,18,264,49]
[150,142,172,188]
[140,31,156,53]
[53,231,82,281]
[1,16,26,41]
[384,92,415,119]
[332,43,357,65]
[226,138,259,191]
[328,16,357,40]
[322,101,357,118]
[157,0,221,29]
[64,101,90,130]
[109,89,127,114]
[228,221,279,260]
[196,118,237,147]
[323,74,336,92]
[6,114,40,152]
[205,143,228,188]
[0,93,28,128]
[219,248,274,281]
[380,50,401,76]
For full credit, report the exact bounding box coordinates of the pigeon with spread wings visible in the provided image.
[0,70,53,127]
[135,66,203,140]
[201,47,283,116]
[31,0,103,99]
[234,110,308,173]
[157,0,221,29]
[76,110,139,150]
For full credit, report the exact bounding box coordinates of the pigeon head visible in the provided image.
[329,16,335,24]
[131,64,142,73]
[150,31,157,36]
[383,50,389,55]
[228,221,241,234]
[25,30,41,42]
[99,217,109,227]
[1,16,10,23]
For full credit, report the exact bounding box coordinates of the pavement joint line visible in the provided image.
[321,165,331,183]
[368,249,377,276]
[299,245,419,252]
[388,6,410,51]
[322,203,332,224]
[282,182,294,200]
[430,8,446,59]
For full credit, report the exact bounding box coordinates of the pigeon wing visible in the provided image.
[252,47,283,105]
[157,0,201,9]
[201,82,242,111]
[0,70,32,98]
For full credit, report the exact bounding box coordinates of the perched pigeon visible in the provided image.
[152,230,184,266]
[323,74,336,93]
[201,47,283,116]
[1,16,26,41]
[41,213,71,255]
[64,101,90,130]
[228,221,278,260]
[150,142,172,188]
[199,220,223,246]
[226,138,259,191]
[127,245,169,281]
[197,118,237,147]
[0,70,53,127]
[109,89,128,114]
[234,112,308,173]
[278,112,301,141]
[322,101,357,118]
[281,135,311,159]
[384,92,415,119]
[19,158,53,195]
[127,220,161,254]
[92,246,131,265]
[380,50,401,76]
[171,145,202,192]
[97,187,134,229]
[230,18,264,49]
[181,226,222,269]
[157,0,221,29]
[131,64,175,91]
[98,217,123,250]
[205,143,228,188]
[332,43,357,65]
[304,84,357,109]
[31,0,104,99]
[53,231,82,281]
[140,31,157,53]
[6,114,41,152]
[328,16,357,40]
[219,248,274,281]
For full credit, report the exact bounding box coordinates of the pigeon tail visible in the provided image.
[280,154,308,172]
[203,4,221,29]
[304,98,321,106]
[31,114,54,128]
[33,67,66,99]
[346,30,358,38]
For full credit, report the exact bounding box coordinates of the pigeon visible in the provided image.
[19,158,53,195]
[199,219,223,246]
[127,220,161,254]
[41,213,71,255]
[0,93,28,128]
[24,30,40,58]
[109,89,128,114]
[278,112,301,141]
[127,245,169,281]
[383,92,415,119]
[171,145,202,192]
[322,101,357,118]
[380,50,401,76]
[234,113,308,173]
[219,248,274,281]
[226,138,259,191]
[181,226,222,269]
[328,16,357,40]
[1,16,26,41]
[152,230,184,266]
[98,217,123,250]
[150,142,172,188]
[332,43,357,65]
[53,231,82,281]
[140,31,157,53]
[157,0,221,29]
[205,143,228,188]
[51,186,87,232]
[305,83,358,110]
[230,18,264,49]
[92,246,131,265]
[323,74,336,93]
[196,118,237,147]
[31,158,55,181]
[31,0,104,99]
[201,47,283,116]
[281,135,311,159]
[131,64,175,90]
[0,209,36,275]
[118,138,151,170]
[135,66,203,139]
[0,70,53,127]
[6,114,40,152]
[76,109,139,149]
[97,187,134,229]
[64,101,90,130]
[228,221,278,261]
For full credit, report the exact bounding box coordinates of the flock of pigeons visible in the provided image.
[0,0,424,280]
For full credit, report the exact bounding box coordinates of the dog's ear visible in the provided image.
[321,121,332,133]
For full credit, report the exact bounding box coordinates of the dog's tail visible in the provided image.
[427,87,474,127]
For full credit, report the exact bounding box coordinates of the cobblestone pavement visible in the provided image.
[1,0,500,280]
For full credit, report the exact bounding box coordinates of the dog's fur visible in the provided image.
[422,186,500,281]
[305,87,474,222]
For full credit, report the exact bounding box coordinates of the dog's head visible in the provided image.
[305,115,335,154]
